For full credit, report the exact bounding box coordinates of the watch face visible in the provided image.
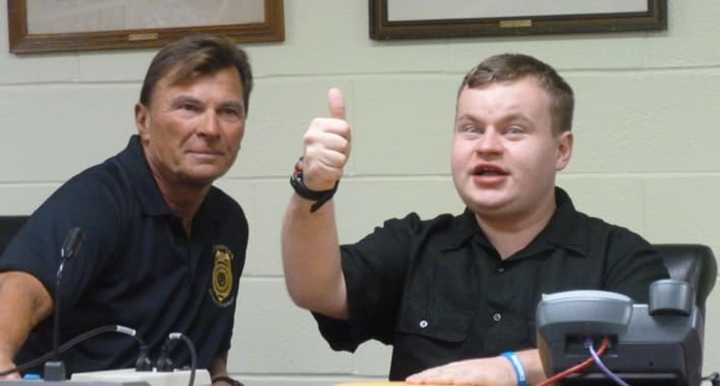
[290,171,338,212]
[291,172,323,199]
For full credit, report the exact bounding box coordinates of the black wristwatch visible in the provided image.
[290,157,338,212]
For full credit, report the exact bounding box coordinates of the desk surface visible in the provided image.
[336,382,449,386]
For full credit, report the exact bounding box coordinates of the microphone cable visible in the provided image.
[0,324,143,377]
[702,372,719,386]
[157,332,197,386]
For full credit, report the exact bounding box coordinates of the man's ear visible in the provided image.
[134,103,151,141]
[555,131,573,171]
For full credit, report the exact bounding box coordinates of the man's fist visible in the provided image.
[300,88,352,192]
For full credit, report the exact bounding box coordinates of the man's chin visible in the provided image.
[468,203,508,216]
[179,169,226,187]
[463,197,519,219]
[459,192,510,211]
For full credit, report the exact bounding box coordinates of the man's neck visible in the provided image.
[157,180,210,236]
[475,194,557,259]
[144,155,210,236]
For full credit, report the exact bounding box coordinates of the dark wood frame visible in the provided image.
[370,0,666,40]
[8,0,284,54]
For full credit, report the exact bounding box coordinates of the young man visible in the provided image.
[281,54,668,385]
[0,35,251,385]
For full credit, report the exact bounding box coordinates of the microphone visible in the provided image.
[44,227,84,381]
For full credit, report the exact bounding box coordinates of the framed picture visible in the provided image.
[370,0,666,40]
[8,0,284,54]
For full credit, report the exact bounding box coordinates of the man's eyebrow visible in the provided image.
[219,101,245,110]
[500,113,534,125]
[170,95,202,105]
[456,114,483,124]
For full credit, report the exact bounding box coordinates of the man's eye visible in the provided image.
[507,126,525,134]
[175,102,201,112]
[220,108,241,117]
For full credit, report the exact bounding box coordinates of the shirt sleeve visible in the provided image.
[0,171,123,310]
[313,213,423,352]
[602,227,670,303]
[216,199,249,355]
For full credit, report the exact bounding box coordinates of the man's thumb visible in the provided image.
[328,88,345,120]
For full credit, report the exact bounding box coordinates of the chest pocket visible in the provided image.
[396,306,473,342]
[394,249,477,343]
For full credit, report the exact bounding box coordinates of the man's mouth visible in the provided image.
[188,150,223,156]
[472,164,509,176]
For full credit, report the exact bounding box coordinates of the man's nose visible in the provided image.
[198,111,221,137]
[475,130,503,154]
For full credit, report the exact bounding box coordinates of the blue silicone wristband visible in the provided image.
[501,351,528,386]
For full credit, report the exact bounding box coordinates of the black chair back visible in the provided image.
[0,216,28,256]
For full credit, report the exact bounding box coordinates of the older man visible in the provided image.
[0,35,250,385]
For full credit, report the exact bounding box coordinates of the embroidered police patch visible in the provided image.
[210,245,234,306]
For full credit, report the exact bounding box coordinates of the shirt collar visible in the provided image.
[443,208,483,251]
[115,135,173,216]
[532,187,589,257]
[443,187,589,258]
[114,135,226,227]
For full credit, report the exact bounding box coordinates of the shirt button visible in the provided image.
[419,320,429,328]
[492,313,502,322]
[497,267,505,273]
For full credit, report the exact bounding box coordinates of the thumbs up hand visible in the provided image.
[300,88,352,192]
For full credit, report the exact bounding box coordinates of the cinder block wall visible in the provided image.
[1,2,718,385]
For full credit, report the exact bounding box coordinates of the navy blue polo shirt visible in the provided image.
[314,188,669,380]
[0,135,248,374]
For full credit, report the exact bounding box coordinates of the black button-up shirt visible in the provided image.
[314,188,669,380]
[0,136,248,374]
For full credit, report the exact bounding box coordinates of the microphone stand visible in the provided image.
[44,227,83,381]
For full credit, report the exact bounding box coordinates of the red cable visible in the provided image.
[536,336,610,386]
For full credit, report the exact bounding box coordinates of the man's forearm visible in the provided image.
[406,347,548,386]
[208,351,228,379]
[281,196,347,319]
[516,349,547,385]
[0,272,53,376]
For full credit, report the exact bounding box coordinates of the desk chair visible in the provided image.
[0,216,28,255]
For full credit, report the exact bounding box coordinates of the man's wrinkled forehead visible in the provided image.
[453,78,555,129]
[455,76,544,110]
[152,65,242,99]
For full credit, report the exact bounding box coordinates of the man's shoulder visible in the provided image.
[205,185,248,235]
[64,136,159,207]
[207,185,245,216]
[379,211,462,231]
[565,208,655,263]
[557,188,650,246]
[55,155,135,206]
[366,211,471,249]
[578,210,650,245]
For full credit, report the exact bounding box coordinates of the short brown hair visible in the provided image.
[139,34,253,113]
[459,53,574,134]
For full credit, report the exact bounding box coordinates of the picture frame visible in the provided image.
[369,0,666,40]
[8,0,284,54]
